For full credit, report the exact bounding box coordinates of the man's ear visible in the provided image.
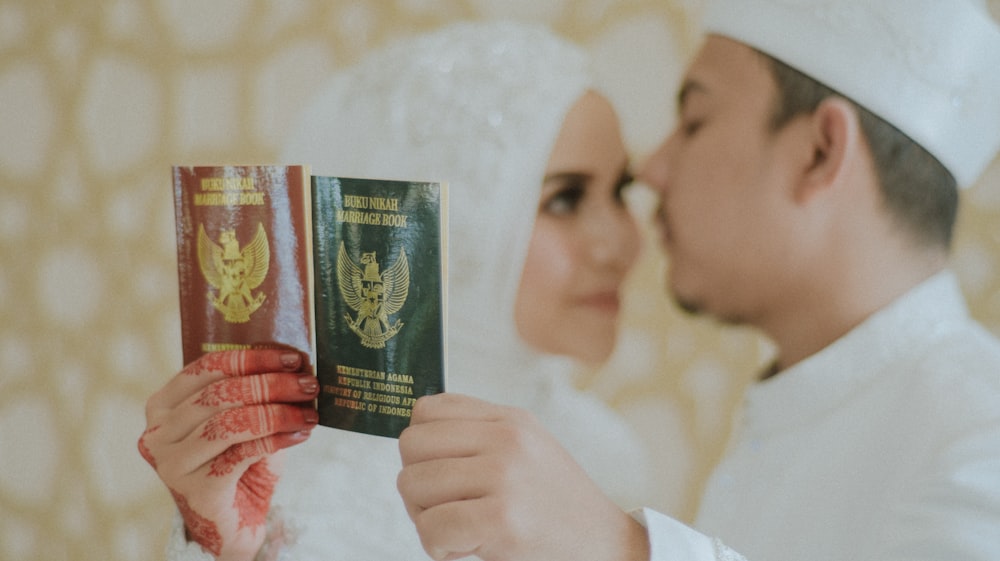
[795,97,860,204]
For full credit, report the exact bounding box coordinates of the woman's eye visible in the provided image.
[614,172,635,204]
[543,185,585,215]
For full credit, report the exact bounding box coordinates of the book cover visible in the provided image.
[312,176,447,438]
[172,165,314,365]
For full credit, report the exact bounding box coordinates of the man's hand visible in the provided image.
[397,393,650,561]
[139,348,319,561]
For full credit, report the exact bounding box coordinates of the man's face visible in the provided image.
[640,36,806,326]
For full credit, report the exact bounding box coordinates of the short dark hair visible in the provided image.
[760,52,958,250]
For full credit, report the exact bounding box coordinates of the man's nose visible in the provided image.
[638,136,672,194]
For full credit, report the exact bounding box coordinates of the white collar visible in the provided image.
[741,270,970,436]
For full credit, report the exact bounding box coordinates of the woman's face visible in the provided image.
[514,91,641,364]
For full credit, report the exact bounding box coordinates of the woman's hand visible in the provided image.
[397,393,649,561]
[139,348,319,561]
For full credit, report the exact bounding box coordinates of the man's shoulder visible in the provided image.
[929,319,1000,377]
[893,318,1000,421]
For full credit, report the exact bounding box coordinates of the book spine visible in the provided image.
[312,176,445,438]
[173,165,314,365]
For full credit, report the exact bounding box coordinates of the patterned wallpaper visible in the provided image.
[1,1,998,560]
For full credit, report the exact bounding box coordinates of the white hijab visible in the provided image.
[164,23,652,561]
[281,19,651,520]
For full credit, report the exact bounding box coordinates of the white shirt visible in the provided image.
[639,271,1000,561]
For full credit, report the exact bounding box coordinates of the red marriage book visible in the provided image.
[172,165,314,364]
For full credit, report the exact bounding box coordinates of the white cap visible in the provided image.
[703,0,1000,188]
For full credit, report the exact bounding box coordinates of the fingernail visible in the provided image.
[299,376,318,394]
[280,352,301,370]
[303,409,319,425]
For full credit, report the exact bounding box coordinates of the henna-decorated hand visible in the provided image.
[139,348,319,561]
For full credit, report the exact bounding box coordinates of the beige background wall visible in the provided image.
[1,1,998,560]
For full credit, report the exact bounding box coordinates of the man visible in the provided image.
[396,1,1000,560]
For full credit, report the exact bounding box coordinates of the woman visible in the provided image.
[143,21,652,560]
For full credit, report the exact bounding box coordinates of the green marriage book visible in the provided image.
[312,176,447,438]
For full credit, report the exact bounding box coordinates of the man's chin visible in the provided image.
[666,276,702,316]
[673,294,704,317]
[671,293,748,327]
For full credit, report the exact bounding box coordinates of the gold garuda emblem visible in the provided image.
[197,223,269,324]
[337,242,410,348]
